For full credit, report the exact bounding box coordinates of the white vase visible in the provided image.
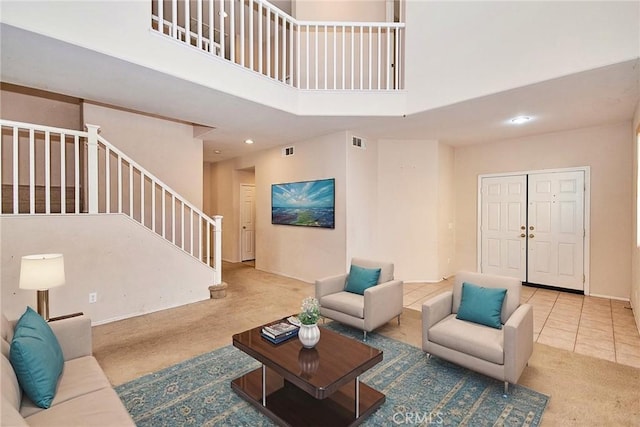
[298,323,320,348]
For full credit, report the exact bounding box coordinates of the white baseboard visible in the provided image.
[588,293,630,302]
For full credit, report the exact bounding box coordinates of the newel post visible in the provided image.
[212,215,223,285]
[86,124,100,214]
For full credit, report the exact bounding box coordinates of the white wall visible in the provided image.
[207,132,453,284]
[255,133,347,281]
[437,142,455,279]
[454,122,633,299]
[0,215,213,324]
[377,139,440,281]
[206,132,348,282]
[82,102,203,209]
[345,133,379,265]
[404,1,640,113]
[632,100,640,330]
[3,1,636,117]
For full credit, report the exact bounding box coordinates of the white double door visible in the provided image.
[480,170,585,291]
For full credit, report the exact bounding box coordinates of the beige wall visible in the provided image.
[293,0,386,21]
[206,132,348,282]
[438,142,455,279]
[204,158,257,263]
[377,139,440,281]
[0,84,81,129]
[0,215,213,324]
[454,122,633,299]
[345,133,378,264]
[82,103,204,209]
[632,101,640,330]
[207,133,455,284]
[1,86,81,188]
[256,133,347,281]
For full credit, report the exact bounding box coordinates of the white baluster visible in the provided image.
[171,0,177,38]
[240,0,245,66]
[117,154,122,213]
[152,180,156,232]
[258,1,262,73]
[28,129,34,214]
[60,133,66,214]
[213,215,223,284]
[105,146,111,213]
[219,0,225,58]
[12,127,18,214]
[45,131,51,214]
[230,0,235,62]
[86,124,100,214]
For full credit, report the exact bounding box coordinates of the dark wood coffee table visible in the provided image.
[231,320,385,426]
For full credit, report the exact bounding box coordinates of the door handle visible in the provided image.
[520,226,526,230]
[529,234,535,238]
[520,234,526,238]
[243,226,246,229]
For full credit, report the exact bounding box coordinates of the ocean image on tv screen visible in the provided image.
[272,179,335,228]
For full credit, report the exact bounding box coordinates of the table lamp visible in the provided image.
[19,254,66,320]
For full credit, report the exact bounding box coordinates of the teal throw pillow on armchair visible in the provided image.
[9,307,64,408]
[456,282,507,329]
[344,265,381,295]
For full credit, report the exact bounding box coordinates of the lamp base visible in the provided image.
[36,290,50,321]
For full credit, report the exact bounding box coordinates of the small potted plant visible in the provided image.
[298,297,321,348]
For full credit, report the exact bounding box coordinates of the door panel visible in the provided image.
[527,171,584,290]
[480,175,527,280]
[480,170,586,291]
[240,184,256,261]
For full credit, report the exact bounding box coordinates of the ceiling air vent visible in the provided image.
[282,146,295,157]
[352,136,365,149]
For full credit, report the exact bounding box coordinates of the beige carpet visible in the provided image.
[93,262,640,426]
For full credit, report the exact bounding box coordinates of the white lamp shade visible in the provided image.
[19,254,65,291]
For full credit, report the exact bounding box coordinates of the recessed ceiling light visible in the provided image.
[510,116,532,125]
[214,150,221,154]
[244,139,254,145]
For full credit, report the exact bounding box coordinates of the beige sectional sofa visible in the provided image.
[1,313,134,426]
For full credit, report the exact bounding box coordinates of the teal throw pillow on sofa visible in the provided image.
[345,265,381,295]
[456,282,507,329]
[9,307,64,408]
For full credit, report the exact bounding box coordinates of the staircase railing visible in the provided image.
[0,119,222,285]
[151,0,405,90]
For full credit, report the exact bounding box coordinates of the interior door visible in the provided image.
[479,170,586,291]
[527,171,585,290]
[480,175,527,280]
[240,184,256,261]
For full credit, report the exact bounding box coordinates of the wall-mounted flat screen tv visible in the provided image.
[271,178,335,228]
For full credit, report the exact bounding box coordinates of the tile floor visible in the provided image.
[403,279,640,369]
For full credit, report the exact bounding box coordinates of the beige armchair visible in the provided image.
[422,271,533,393]
[316,258,403,340]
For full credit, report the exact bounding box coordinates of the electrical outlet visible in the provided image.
[89,292,97,304]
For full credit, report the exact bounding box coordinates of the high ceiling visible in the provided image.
[1,23,638,163]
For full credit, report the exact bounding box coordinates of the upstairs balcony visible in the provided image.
[151,0,405,91]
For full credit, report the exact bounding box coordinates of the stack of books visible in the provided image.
[261,321,299,344]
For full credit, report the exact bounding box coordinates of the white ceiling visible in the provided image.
[1,23,638,163]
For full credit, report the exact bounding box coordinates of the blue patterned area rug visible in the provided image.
[115,323,548,426]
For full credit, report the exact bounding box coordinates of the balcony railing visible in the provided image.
[0,119,223,285]
[151,0,405,90]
